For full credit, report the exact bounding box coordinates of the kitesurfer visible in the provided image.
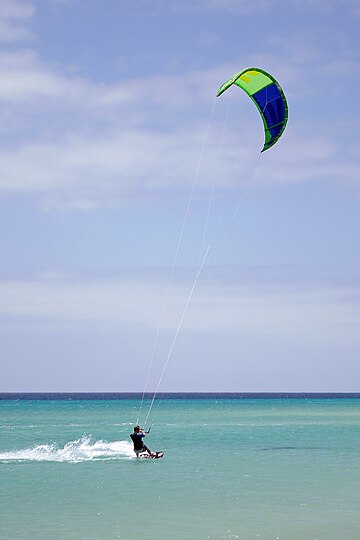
[130,425,154,457]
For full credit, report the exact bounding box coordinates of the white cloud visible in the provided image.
[1,113,358,206]
[0,45,359,205]
[0,0,34,43]
[0,50,93,104]
[0,127,222,194]
[0,50,225,112]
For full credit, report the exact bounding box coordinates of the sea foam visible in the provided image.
[0,436,135,463]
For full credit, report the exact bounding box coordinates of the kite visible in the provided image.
[216,68,288,152]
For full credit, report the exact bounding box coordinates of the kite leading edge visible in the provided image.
[216,68,288,152]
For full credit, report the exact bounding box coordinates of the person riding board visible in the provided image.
[130,425,154,457]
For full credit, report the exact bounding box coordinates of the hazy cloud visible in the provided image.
[170,0,360,15]
[0,0,34,43]
[1,276,359,345]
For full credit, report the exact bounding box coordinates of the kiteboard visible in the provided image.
[152,451,164,459]
[138,451,164,459]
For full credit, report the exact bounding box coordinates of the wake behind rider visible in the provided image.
[130,425,154,457]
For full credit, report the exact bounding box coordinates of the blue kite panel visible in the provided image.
[252,84,286,129]
[269,123,283,139]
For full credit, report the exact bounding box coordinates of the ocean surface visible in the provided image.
[1,393,360,540]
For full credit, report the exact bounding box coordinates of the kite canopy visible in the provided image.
[216,68,288,152]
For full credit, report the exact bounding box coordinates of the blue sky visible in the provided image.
[1,0,359,392]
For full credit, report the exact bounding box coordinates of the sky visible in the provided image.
[1,0,360,392]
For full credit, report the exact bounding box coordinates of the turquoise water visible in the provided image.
[1,395,360,539]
